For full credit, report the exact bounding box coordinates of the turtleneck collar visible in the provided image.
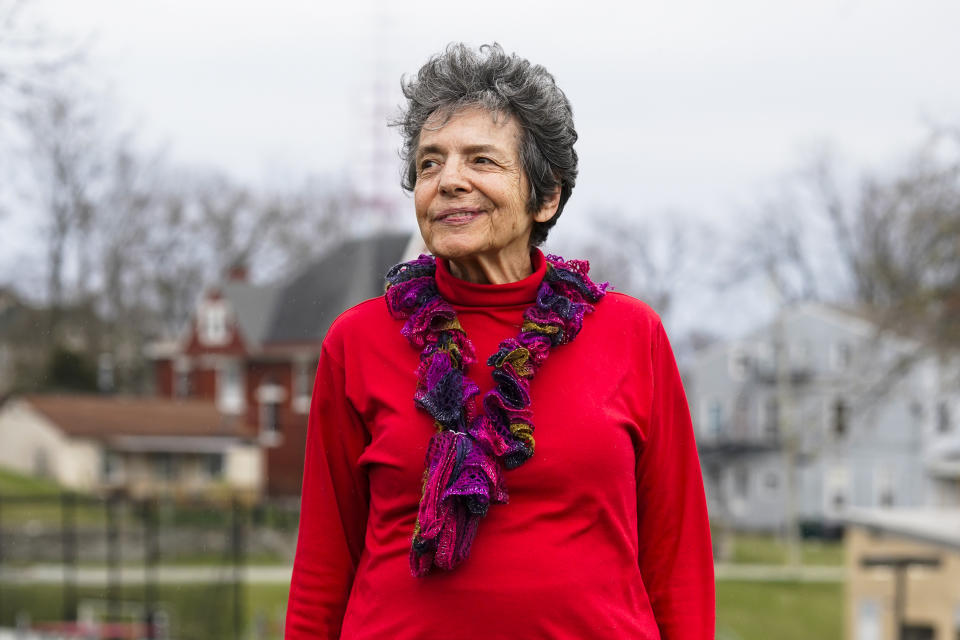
[435,249,546,307]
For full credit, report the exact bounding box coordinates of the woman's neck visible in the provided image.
[446,251,534,285]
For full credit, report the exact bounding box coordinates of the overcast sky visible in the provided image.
[7,0,960,337]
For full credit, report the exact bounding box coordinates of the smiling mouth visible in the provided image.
[435,208,484,224]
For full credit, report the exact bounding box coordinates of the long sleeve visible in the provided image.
[286,338,370,639]
[636,321,715,639]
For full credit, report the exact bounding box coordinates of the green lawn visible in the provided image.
[726,533,844,566]
[0,467,64,495]
[260,579,845,640]
[0,582,289,639]
[716,580,843,640]
[0,579,842,640]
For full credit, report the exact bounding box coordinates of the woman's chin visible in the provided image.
[425,237,488,262]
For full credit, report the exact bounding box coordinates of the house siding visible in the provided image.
[692,303,960,532]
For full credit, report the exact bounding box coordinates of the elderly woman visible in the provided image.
[286,44,714,639]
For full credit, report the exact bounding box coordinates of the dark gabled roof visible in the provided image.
[261,232,413,345]
[221,281,279,346]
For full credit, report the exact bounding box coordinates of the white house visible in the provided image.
[690,302,960,533]
[0,394,263,500]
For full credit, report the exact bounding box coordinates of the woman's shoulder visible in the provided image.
[578,290,666,359]
[322,295,397,349]
[595,290,663,330]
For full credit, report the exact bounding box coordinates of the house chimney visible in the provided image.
[227,263,248,282]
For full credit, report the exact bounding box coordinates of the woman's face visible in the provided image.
[413,107,555,274]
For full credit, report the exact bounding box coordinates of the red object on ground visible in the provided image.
[35,621,152,639]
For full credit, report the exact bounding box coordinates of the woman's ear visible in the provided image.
[533,184,562,223]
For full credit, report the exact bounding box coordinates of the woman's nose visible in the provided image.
[438,160,470,195]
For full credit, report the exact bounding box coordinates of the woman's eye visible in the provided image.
[419,160,438,172]
[474,157,492,165]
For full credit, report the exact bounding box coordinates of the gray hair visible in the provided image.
[394,43,578,246]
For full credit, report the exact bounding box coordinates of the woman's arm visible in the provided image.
[636,320,715,640]
[285,340,370,639]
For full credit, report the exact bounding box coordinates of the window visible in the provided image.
[763,396,780,438]
[728,347,750,380]
[833,398,849,437]
[826,466,850,514]
[830,341,852,371]
[101,450,122,482]
[938,401,952,433]
[261,401,281,438]
[832,491,846,510]
[764,471,779,495]
[204,454,224,479]
[174,357,192,398]
[200,303,229,345]
[152,453,177,481]
[709,400,724,437]
[856,599,880,640]
[293,358,316,414]
[910,400,924,421]
[755,342,774,375]
[734,467,750,499]
[878,487,894,508]
[217,359,245,414]
[874,464,895,508]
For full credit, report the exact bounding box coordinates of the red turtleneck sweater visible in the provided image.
[285,251,714,639]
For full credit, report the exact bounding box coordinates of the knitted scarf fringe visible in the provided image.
[384,254,607,577]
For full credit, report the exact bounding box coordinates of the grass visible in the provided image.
[716,580,843,640]
[67,552,292,568]
[0,467,64,495]
[725,532,844,566]
[0,579,842,640]
[0,582,290,639]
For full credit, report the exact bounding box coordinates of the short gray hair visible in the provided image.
[394,43,578,246]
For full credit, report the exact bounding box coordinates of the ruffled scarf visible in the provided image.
[385,253,607,576]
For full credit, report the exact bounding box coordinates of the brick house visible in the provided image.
[149,231,417,496]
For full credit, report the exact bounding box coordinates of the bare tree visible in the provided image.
[257,177,353,280]
[725,132,960,354]
[0,0,84,106]
[187,171,353,284]
[0,0,85,215]
[19,87,104,334]
[720,186,823,305]
[570,210,711,327]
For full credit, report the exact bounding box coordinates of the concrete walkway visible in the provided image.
[1,563,842,585]
[714,563,843,582]
[0,565,293,585]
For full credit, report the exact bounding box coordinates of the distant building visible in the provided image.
[148,231,418,497]
[0,287,26,394]
[690,302,960,533]
[0,286,123,395]
[0,394,261,499]
[844,508,960,640]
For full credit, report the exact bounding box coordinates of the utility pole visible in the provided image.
[769,273,801,568]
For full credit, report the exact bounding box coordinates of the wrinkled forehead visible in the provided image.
[416,105,521,157]
[420,104,518,137]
